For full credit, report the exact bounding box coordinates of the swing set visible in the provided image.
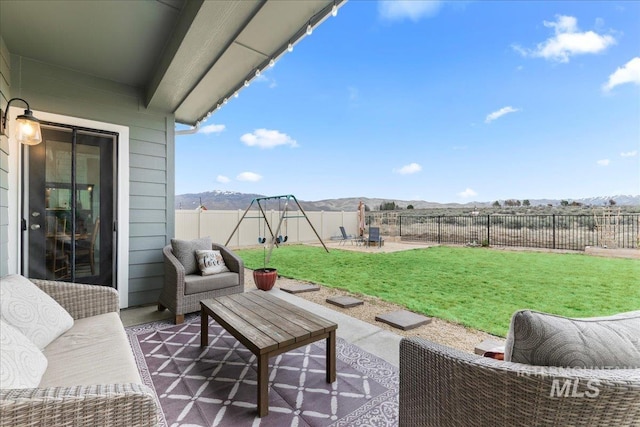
[225,195,329,263]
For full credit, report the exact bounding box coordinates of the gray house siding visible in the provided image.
[9,55,175,307]
[0,37,11,277]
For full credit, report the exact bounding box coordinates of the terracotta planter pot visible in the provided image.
[253,268,277,291]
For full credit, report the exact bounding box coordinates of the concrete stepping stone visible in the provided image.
[279,283,320,294]
[474,339,505,355]
[375,310,432,331]
[326,296,364,308]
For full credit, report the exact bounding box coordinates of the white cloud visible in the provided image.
[236,172,262,182]
[602,57,640,92]
[513,15,616,63]
[621,150,638,158]
[378,0,442,22]
[198,124,225,134]
[597,159,610,166]
[485,106,520,123]
[458,188,477,198]
[394,163,422,175]
[255,73,277,89]
[240,129,298,149]
[216,175,230,184]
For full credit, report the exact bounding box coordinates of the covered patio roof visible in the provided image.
[0,0,344,126]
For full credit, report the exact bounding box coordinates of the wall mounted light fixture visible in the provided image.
[0,97,42,145]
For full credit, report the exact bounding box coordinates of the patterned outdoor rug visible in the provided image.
[126,315,399,426]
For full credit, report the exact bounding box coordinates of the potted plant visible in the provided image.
[253,245,277,291]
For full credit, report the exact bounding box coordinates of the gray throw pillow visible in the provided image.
[504,309,640,368]
[170,237,212,275]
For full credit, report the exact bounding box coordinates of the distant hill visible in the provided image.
[175,191,640,211]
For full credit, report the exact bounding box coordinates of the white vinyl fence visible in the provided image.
[175,209,360,248]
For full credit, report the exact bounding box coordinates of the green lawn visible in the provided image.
[237,245,640,337]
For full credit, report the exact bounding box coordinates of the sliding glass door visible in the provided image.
[25,124,116,286]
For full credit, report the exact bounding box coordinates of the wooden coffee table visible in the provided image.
[200,291,338,417]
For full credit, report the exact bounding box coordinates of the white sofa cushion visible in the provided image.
[505,309,640,368]
[39,312,142,387]
[0,274,74,350]
[0,319,48,388]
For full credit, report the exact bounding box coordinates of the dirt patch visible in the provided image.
[584,246,640,259]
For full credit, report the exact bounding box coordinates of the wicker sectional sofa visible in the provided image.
[399,309,640,426]
[400,338,640,426]
[0,277,159,427]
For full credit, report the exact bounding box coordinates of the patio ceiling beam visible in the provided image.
[145,0,264,116]
[148,0,342,126]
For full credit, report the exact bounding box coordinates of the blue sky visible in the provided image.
[176,1,640,204]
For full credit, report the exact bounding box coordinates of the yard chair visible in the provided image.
[338,226,354,245]
[159,238,244,324]
[367,226,384,248]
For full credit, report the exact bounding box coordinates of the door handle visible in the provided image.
[30,224,41,230]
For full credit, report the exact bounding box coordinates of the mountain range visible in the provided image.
[175,191,640,211]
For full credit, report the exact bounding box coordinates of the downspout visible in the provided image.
[175,124,200,135]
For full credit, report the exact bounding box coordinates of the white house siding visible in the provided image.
[0,37,11,277]
[7,55,174,307]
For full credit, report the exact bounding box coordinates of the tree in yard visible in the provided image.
[407,204,414,209]
[561,200,569,206]
[492,201,501,207]
[523,199,530,206]
[609,199,617,206]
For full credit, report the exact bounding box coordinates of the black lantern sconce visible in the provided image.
[0,98,42,145]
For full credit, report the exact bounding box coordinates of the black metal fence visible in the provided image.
[398,214,640,250]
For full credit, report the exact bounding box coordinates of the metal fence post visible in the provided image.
[487,215,491,246]
[552,214,556,249]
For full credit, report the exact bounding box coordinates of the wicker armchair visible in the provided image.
[159,242,244,324]
[0,279,159,427]
[399,337,640,427]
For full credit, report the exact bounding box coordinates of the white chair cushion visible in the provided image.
[0,274,74,350]
[39,312,142,387]
[0,319,48,388]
